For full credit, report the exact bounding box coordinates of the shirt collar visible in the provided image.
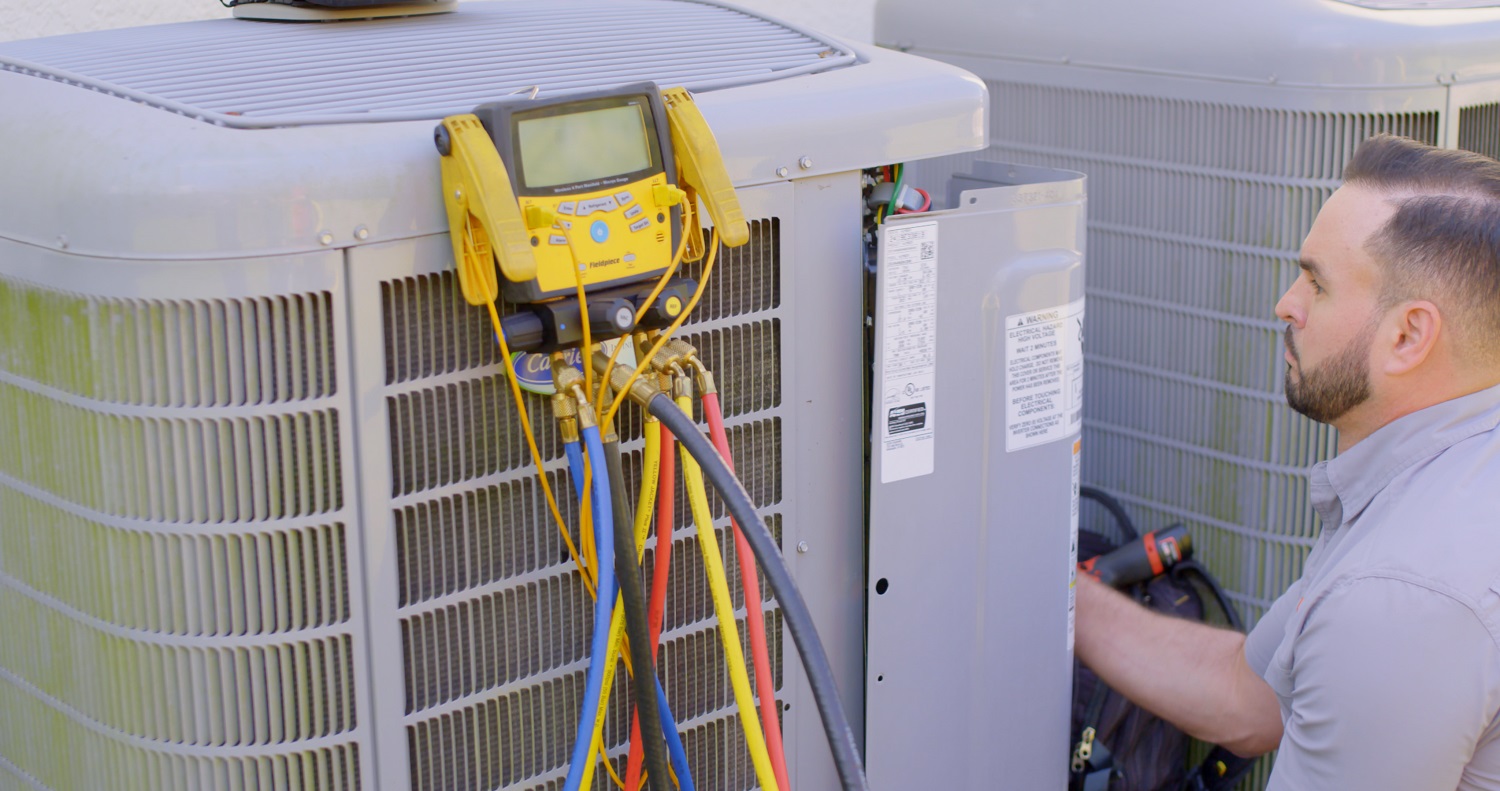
[1317,382,1500,525]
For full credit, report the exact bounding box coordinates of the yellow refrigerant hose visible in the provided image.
[677,394,780,791]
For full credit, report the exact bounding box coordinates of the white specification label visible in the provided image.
[879,221,939,483]
[1005,297,1085,452]
[1068,438,1081,653]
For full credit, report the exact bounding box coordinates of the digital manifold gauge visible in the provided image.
[435,81,746,352]
[476,84,681,303]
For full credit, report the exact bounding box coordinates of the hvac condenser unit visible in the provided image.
[881,0,1500,670]
[0,2,1088,790]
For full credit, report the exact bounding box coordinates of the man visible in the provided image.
[1076,134,1500,789]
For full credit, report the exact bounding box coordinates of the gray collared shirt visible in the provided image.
[1245,384,1500,790]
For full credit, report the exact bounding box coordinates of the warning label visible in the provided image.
[880,221,938,483]
[1005,298,1084,452]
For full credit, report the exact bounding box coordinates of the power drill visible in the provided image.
[1078,523,1192,589]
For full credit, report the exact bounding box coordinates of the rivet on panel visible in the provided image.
[354,225,370,241]
[318,231,335,246]
[776,166,790,178]
[798,156,813,170]
[797,541,810,554]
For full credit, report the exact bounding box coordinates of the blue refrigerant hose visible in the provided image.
[565,440,586,501]
[563,425,616,791]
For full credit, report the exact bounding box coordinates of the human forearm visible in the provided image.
[1075,574,1282,755]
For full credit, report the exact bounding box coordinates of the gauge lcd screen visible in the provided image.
[518,103,654,189]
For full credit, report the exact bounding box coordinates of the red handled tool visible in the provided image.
[1079,523,1192,589]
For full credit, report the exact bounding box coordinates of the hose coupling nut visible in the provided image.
[572,386,598,430]
[591,350,662,407]
[551,392,580,443]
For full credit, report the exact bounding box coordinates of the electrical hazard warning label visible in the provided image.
[1005,297,1084,452]
[880,221,938,483]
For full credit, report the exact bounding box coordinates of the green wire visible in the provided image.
[886,163,904,213]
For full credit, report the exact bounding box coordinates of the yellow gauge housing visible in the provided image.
[473,84,684,303]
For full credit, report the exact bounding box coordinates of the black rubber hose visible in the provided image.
[1171,559,1245,633]
[1080,484,1139,542]
[604,439,672,791]
[645,393,870,791]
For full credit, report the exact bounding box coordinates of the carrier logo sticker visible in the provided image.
[887,403,928,435]
[511,339,635,395]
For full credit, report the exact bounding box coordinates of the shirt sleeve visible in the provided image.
[1266,575,1500,791]
[1245,578,1301,678]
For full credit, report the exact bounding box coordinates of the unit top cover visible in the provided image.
[0,0,854,126]
[0,0,987,257]
[875,0,1500,88]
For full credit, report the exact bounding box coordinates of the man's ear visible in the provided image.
[1383,300,1441,376]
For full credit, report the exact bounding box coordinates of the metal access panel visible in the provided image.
[866,162,1085,791]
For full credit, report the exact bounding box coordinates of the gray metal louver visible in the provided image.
[0,0,855,127]
[0,269,368,790]
[1460,102,1500,160]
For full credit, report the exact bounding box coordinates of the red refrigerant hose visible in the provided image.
[627,420,679,791]
[704,391,792,791]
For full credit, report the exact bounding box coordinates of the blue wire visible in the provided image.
[654,676,696,791]
[564,440,586,502]
[564,425,616,791]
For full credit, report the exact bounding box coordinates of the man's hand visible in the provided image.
[1074,573,1283,756]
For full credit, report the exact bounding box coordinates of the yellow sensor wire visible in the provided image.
[594,225,691,420]
[601,230,721,431]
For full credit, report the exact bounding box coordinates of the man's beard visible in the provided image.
[1283,322,1375,424]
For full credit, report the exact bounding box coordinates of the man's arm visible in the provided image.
[1075,573,1283,756]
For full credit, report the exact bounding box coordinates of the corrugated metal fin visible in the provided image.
[0,0,854,127]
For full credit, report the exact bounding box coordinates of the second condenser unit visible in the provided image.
[881,0,1500,647]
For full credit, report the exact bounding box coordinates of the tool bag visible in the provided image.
[1070,488,1256,791]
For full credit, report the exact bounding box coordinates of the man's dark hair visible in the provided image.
[1342,135,1500,362]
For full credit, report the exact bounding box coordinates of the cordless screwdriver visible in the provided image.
[1079,523,1193,589]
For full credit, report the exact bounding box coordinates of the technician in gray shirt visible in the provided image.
[1076,134,1500,790]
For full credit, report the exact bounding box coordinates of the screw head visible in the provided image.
[318,231,335,246]
[798,156,813,170]
[776,166,789,178]
[354,225,370,241]
[797,541,810,554]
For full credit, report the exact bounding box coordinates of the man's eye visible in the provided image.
[1309,277,1323,294]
